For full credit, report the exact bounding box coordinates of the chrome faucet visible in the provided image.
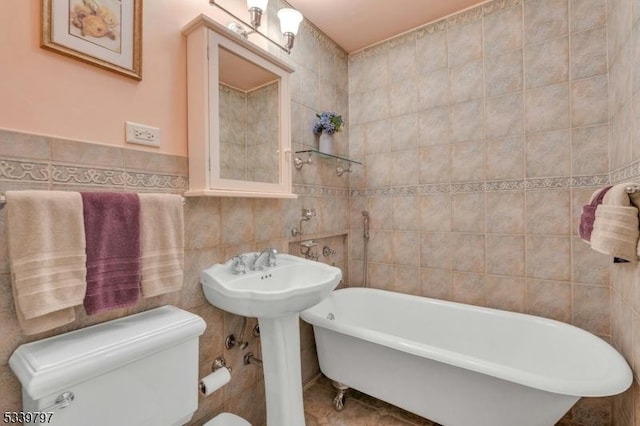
[251,248,278,271]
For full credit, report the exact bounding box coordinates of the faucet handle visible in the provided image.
[266,248,278,267]
[301,208,316,220]
[231,255,247,275]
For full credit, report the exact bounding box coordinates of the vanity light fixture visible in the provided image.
[209,0,303,54]
[277,8,303,51]
[247,0,268,28]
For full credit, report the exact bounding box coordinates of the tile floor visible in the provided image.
[302,375,580,426]
[303,376,440,426]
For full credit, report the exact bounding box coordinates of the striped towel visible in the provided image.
[138,194,184,297]
[6,190,86,335]
[591,183,640,262]
[81,192,141,315]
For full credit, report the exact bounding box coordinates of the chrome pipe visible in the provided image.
[244,352,263,367]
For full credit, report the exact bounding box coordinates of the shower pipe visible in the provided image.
[362,211,370,287]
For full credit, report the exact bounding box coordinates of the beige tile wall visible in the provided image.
[608,0,640,423]
[1,0,633,425]
[348,0,615,423]
[0,2,350,423]
[0,136,350,426]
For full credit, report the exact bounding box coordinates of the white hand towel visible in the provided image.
[138,194,184,297]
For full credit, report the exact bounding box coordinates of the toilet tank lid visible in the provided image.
[9,305,206,400]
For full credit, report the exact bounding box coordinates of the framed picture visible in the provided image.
[42,0,142,80]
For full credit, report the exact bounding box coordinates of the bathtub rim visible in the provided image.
[301,287,632,398]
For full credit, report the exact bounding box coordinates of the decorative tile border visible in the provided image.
[481,0,521,17]
[450,182,488,193]
[0,158,189,192]
[0,159,621,198]
[388,32,416,49]
[571,174,611,187]
[416,20,448,39]
[0,159,50,182]
[417,183,452,194]
[351,175,612,198]
[311,23,348,60]
[125,171,189,191]
[350,0,522,62]
[293,184,350,197]
[485,180,525,191]
[301,19,347,59]
[446,3,484,27]
[52,164,127,186]
[611,160,640,184]
[524,177,575,190]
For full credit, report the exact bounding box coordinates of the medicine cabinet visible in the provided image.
[183,15,296,198]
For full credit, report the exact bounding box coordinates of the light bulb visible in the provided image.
[246,0,268,12]
[277,8,303,36]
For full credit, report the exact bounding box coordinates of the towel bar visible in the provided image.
[0,193,186,206]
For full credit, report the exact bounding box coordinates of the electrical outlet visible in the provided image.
[125,121,160,147]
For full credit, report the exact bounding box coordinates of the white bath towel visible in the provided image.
[6,190,87,335]
[138,194,184,297]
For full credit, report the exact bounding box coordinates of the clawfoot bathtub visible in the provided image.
[300,288,632,426]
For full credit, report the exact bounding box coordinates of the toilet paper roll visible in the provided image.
[199,367,231,396]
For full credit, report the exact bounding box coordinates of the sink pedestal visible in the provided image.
[259,313,305,426]
[200,253,342,426]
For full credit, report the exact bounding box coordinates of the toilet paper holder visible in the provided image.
[199,357,232,396]
[212,356,231,373]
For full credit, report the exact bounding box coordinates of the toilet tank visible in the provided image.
[9,306,206,426]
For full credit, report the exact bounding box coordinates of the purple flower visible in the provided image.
[312,111,344,135]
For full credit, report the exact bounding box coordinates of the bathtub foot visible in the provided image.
[331,381,349,411]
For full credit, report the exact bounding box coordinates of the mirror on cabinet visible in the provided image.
[218,47,280,184]
[184,15,296,198]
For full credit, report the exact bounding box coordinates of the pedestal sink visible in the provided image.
[200,252,342,426]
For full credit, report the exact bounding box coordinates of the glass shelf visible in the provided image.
[294,150,361,176]
[295,149,362,165]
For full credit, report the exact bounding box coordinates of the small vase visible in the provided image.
[319,132,334,155]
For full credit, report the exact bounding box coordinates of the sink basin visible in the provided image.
[201,252,342,425]
[200,253,342,318]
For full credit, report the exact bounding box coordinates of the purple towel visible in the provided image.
[579,186,612,242]
[81,192,141,315]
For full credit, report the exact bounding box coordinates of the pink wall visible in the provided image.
[0,0,248,156]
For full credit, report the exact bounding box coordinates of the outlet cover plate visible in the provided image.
[125,121,160,147]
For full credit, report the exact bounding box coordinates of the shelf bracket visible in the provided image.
[336,163,352,176]
[294,153,312,170]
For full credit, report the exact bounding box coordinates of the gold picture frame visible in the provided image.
[42,0,142,80]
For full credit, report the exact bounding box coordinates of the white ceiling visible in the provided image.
[286,0,488,53]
